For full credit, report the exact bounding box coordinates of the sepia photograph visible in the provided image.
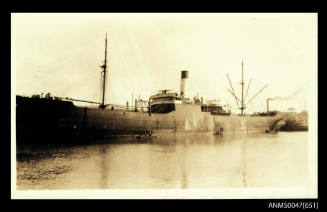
[11,13,317,199]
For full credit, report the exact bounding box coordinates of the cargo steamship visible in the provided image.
[16,35,285,144]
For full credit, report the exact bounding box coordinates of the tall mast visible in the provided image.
[227,60,267,116]
[100,33,108,108]
[240,60,245,116]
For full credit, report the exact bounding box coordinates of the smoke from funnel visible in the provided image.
[268,87,302,101]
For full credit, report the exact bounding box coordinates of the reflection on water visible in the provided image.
[16,132,308,190]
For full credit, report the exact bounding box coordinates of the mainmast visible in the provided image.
[227,60,268,116]
[240,60,245,115]
[100,33,108,109]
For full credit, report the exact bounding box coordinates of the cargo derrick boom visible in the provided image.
[227,60,267,116]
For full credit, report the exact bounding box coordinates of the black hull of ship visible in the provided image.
[16,96,286,145]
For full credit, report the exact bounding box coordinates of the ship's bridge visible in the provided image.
[149,90,181,114]
[150,90,179,100]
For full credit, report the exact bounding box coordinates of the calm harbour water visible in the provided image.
[16,132,308,190]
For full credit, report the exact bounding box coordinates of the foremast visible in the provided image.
[99,33,108,109]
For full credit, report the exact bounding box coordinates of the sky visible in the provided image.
[12,13,317,114]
